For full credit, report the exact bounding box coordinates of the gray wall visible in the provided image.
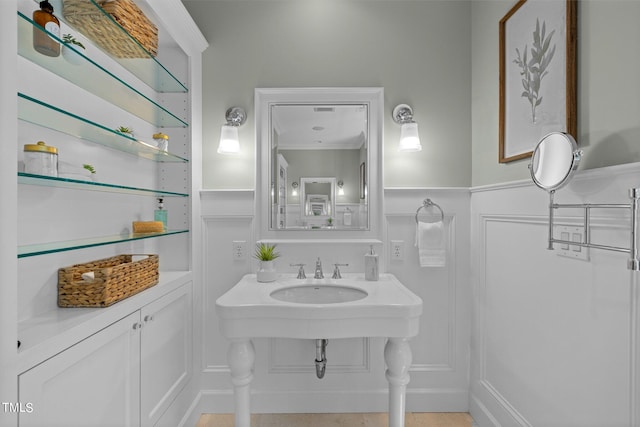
[471,0,640,187]
[183,0,472,189]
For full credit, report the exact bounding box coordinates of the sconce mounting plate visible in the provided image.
[226,107,247,126]
[392,104,414,124]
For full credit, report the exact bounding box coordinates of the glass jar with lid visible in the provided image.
[153,132,169,151]
[24,141,58,177]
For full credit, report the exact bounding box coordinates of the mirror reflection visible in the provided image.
[270,104,368,230]
[530,132,581,192]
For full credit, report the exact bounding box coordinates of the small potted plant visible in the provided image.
[61,34,86,65]
[116,126,134,138]
[83,164,96,181]
[254,243,280,283]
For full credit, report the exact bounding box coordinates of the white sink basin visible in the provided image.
[216,273,422,339]
[270,284,368,304]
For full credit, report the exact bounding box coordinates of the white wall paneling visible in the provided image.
[470,163,640,427]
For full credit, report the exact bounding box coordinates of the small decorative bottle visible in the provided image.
[154,198,168,231]
[364,245,379,281]
[153,133,169,151]
[33,0,60,57]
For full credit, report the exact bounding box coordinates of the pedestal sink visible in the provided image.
[216,273,423,427]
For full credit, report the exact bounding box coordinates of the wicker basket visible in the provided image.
[62,0,158,58]
[58,254,159,307]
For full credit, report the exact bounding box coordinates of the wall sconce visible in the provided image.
[337,180,344,196]
[217,107,247,154]
[291,181,298,196]
[392,104,422,152]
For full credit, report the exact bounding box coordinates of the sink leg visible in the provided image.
[228,339,255,427]
[384,337,412,427]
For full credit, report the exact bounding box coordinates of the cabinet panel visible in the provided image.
[18,312,141,427]
[140,282,192,427]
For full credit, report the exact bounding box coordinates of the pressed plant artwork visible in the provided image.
[498,0,577,163]
[513,19,556,124]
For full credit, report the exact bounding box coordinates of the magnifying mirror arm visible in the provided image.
[546,187,640,270]
[547,191,556,250]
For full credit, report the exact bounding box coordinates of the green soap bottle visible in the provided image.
[154,198,167,231]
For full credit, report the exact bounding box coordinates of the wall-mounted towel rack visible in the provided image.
[415,198,444,224]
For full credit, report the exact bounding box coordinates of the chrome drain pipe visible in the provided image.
[315,339,328,379]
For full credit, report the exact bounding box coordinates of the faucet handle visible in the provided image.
[332,263,349,279]
[290,263,306,279]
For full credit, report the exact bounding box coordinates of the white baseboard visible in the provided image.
[469,394,500,427]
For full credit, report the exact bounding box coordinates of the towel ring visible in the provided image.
[415,198,444,224]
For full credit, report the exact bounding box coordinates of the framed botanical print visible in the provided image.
[499,0,577,163]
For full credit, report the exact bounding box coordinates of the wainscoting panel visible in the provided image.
[470,165,640,427]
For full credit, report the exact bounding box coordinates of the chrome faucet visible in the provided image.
[290,263,306,279]
[314,257,324,279]
[332,263,349,279]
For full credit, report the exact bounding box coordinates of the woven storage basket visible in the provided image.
[58,254,159,307]
[62,0,158,58]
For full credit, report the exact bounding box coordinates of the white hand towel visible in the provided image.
[415,220,446,267]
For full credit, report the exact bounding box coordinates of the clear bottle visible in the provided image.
[154,198,168,231]
[33,0,60,57]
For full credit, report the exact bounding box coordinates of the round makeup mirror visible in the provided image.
[529,132,582,192]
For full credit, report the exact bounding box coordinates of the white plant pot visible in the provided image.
[61,44,85,65]
[257,260,278,283]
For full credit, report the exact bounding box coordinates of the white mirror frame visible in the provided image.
[255,87,384,241]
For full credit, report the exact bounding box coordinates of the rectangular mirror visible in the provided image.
[256,88,383,238]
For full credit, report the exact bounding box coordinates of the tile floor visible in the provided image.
[197,412,473,427]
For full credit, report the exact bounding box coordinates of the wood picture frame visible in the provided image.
[499,0,577,163]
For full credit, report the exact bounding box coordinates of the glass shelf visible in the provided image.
[58,0,188,93]
[18,12,188,128]
[18,229,189,258]
[18,172,189,197]
[18,93,189,163]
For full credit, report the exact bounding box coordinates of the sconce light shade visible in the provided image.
[217,107,246,155]
[337,180,345,196]
[399,122,422,152]
[291,181,299,196]
[217,125,240,154]
[392,104,423,152]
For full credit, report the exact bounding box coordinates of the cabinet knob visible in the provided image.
[144,315,154,322]
[132,322,144,330]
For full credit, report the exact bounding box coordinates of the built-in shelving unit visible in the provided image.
[18,11,188,127]
[5,2,203,423]
[17,5,192,260]
[18,93,189,162]
[15,0,192,351]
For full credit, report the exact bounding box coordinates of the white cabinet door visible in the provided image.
[140,283,192,427]
[18,312,141,427]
